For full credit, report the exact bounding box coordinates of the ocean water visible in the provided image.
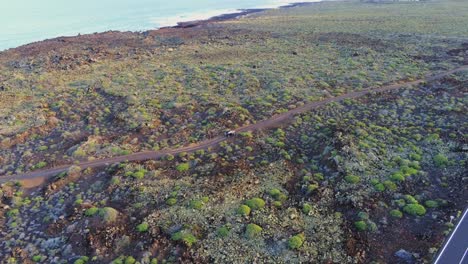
[0,0,320,51]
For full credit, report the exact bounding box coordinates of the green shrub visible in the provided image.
[313,173,324,181]
[237,205,251,216]
[307,184,319,193]
[73,256,89,264]
[269,188,281,198]
[368,221,378,232]
[374,183,385,192]
[124,256,136,264]
[272,201,281,207]
[354,221,367,231]
[132,170,146,179]
[288,233,305,249]
[176,163,190,172]
[189,199,204,210]
[390,209,403,218]
[390,172,405,182]
[403,204,426,216]
[269,189,287,202]
[217,226,230,238]
[136,222,149,232]
[404,195,418,204]
[401,166,418,176]
[166,198,177,206]
[357,212,369,220]
[32,255,42,262]
[410,153,421,161]
[99,207,119,223]
[245,198,265,210]
[345,175,360,184]
[433,154,449,167]
[6,208,19,218]
[33,161,47,170]
[73,149,86,158]
[302,203,312,214]
[110,177,121,185]
[38,145,49,151]
[425,200,438,208]
[245,223,262,238]
[85,207,99,217]
[74,198,83,205]
[171,230,197,247]
[384,180,398,191]
[111,257,124,264]
[395,199,406,207]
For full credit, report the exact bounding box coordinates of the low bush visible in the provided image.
[245,223,262,238]
[32,255,42,262]
[176,163,190,172]
[302,203,312,214]
[307,184,319,193]
[390,172,405,182]
[288,233,305,249]
[384,180,398,191]
[171,230,197,247]
[33,161,47,170]
[354,221,367,231]
[99,207,119,223]
[403,204,426,216]
[374,183,385,192]
[136,222,149,232]
[189,199,204,210]
[245,198,265,210]
[313,173,324,181]
[345,175,360,184]
[433,153,449,167]
[390,209,403,218]
[132,169,146,179]
[217,226,230,238]
[73,256,89,264]
[237,205,251,216]
[85,207,99,217]
[166,198,177,206]
[404,195,418,204]
[425,200,438,208]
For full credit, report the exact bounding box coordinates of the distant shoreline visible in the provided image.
[168,2,319,29]
[0,1,322,53]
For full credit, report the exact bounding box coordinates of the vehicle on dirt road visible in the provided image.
[225,130,236,137]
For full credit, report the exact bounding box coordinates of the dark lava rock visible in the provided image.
[395,249,415,264]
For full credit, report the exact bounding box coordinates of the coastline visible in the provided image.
[0,1,322,53]
[170,2,318,29]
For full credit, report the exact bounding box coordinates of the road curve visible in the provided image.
[1,65,467,185]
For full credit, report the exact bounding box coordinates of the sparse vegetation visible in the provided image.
[0,0,467,263]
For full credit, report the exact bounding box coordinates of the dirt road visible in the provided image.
[1,65,467,186]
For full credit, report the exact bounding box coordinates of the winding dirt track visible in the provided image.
[1,65,467,186]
